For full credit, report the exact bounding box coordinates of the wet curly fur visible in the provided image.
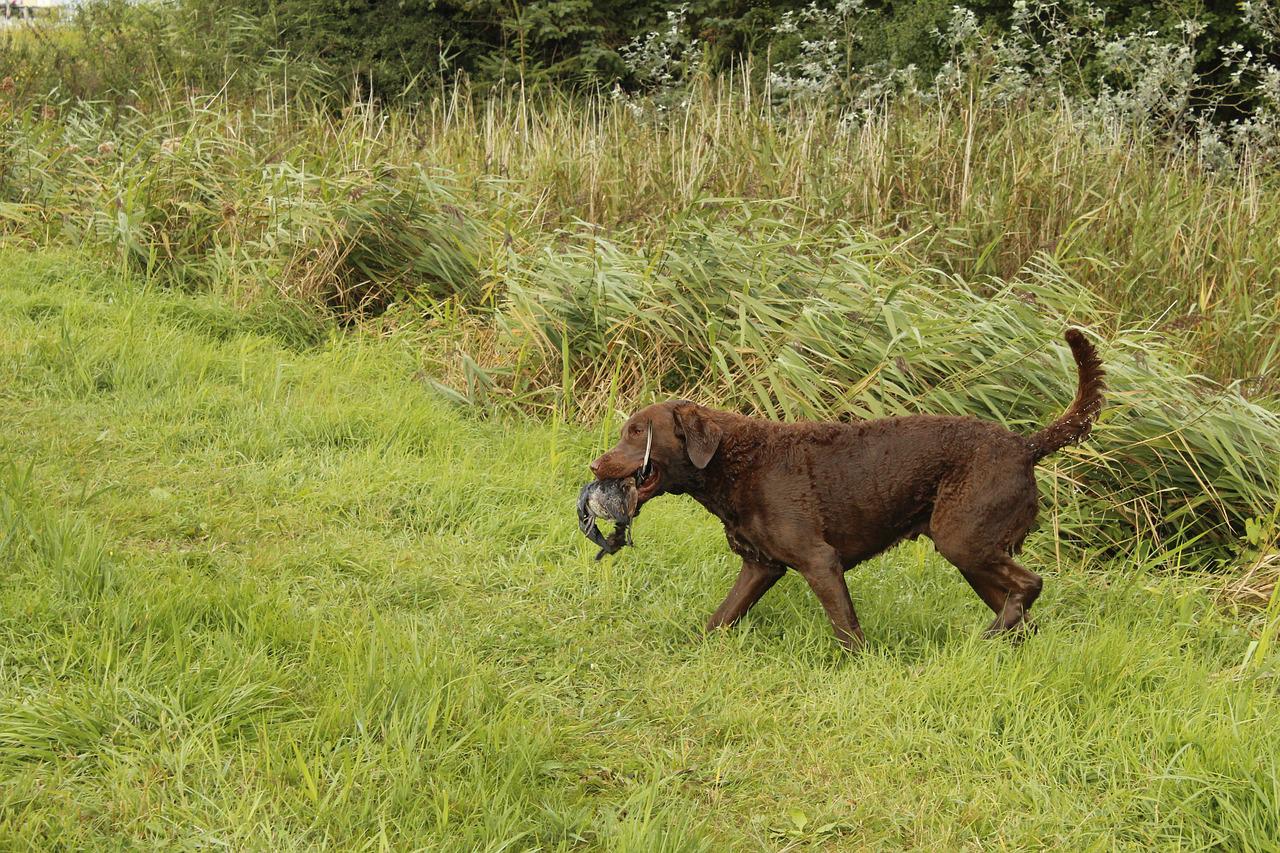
[589,329,1105,651]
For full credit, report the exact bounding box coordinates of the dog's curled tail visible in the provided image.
[1028,329,1105,461]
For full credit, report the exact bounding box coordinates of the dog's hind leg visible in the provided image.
[936,542,1042,636]
[958,569,1009,620]
[975,557,1042,636]
[930,466,1043,636]
[706,558,786,632]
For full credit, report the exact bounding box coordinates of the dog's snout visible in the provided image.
[590,450,634,479]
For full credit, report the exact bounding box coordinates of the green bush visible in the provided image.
[7,0,1249,106]
[178,0,664,94]
[172,0,1274,105]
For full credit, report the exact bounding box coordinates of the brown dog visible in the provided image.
[588,330,1104,651]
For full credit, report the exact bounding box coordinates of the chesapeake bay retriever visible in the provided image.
[588,329,1104,651]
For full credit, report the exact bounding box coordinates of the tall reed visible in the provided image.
[3,78,1277,385]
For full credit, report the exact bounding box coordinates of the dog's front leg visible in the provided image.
[705,558,785,633]
[796,549,864,652]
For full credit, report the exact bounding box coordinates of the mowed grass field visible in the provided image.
[1,248,1278,850]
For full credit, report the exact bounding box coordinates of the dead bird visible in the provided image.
[577,476,638,559]
[577,420,652,559]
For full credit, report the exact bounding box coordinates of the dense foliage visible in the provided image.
[4,1,1277,109]
[174,0,1279,106]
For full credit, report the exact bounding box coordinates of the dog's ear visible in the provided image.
[673,402,721,469]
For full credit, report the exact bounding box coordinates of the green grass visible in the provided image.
[2,247,1278,849]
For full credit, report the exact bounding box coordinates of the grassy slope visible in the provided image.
[0,248,1277,850]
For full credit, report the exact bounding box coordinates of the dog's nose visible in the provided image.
[589,456,603,476]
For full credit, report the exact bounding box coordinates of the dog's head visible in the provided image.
[589,400,722,504]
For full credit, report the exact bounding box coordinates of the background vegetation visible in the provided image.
[129,0,1280,105]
